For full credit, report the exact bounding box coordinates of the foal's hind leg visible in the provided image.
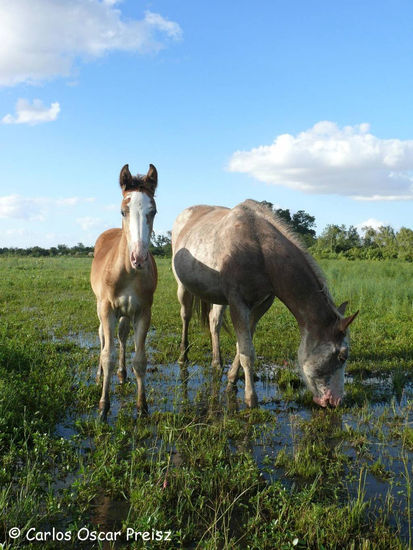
[209,304,226,370]
[117,316,130,384]
[177,283,194,365]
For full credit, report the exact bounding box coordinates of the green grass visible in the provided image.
[0,256,412,549]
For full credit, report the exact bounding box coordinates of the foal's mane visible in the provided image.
[242,199,335,307]
[124,174,156,197]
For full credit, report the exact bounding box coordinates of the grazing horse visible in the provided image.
[91,164,158,419]
[172,200,358,408]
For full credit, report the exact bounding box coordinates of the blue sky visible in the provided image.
[1,0,412,247]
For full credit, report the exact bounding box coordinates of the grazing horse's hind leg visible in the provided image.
[99,303,117,420]
[177,283,194,365]
[132,307,151,414]
[117,316,130,383]
[209,304,226,370]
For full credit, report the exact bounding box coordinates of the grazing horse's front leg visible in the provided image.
[226,295,274,396]
[132,307,151,414]
[98,303,117,420]
[229,301,258,408]
[177,283,194,365]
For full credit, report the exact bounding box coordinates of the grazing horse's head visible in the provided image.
[119,163,157,270]
[298,302,359,407]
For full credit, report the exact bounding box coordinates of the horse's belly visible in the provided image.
[173,251,227,304]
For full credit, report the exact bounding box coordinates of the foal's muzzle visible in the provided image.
[130,250,148,270]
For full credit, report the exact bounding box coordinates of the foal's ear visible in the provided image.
[119,164,133,191]
[145,164,158,194]
[337,301,349,315]
[338,310,359,333]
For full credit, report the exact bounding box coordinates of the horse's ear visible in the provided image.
[120,164,132,191]
[337,301,349,315]
[146,164,158,194]
[338,310,359,333]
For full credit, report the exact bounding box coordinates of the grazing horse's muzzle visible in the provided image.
[130,250,148,270]
[313,390,342,408]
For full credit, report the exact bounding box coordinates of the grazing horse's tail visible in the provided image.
[193,298,230,333]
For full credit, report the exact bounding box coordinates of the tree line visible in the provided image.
[260,201,413,261]
[1,206,411,261]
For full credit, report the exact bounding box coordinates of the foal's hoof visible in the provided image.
[117,369,127,384]
[99,400,110,421]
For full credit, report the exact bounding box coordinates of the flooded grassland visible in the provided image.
[0,256,412,549]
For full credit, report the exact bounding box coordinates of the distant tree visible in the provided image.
[150,231,172,257]
[260,200,274,211]
[397,227,413,261]
[260,202,317,246]
[361,225,397,258]
[291,210,316,239]
[274,208,292,224]
[316,224,361,254]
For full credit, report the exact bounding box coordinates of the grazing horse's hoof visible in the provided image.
[137,399,149,416]
[226,381,238,394]
[245,394,258,408]
[117,369,127,384]
[226,390,239,412]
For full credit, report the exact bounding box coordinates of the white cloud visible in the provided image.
[0,195,96,220]
[228,121,413,201]
[76,216,102,230]
[0,1,182,86]
[356,218,386,232]
[2,99,60,125]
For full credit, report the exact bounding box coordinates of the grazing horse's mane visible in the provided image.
[242,199,336,309]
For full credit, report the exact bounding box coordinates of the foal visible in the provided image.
[91,164,158,419]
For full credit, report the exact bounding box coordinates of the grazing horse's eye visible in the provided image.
[121,210,126,217]
[337,347,348,362]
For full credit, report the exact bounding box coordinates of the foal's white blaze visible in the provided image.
[126,192,154,269]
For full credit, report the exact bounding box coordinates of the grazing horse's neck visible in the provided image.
[267,250,337,335]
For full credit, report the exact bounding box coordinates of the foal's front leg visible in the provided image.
[117,316,130,383]
[132,307,151,414]
[98,303,117,420]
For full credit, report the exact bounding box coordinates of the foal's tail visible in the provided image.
[193,298,230,333]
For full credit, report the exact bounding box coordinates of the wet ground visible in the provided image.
[55,331,413,546]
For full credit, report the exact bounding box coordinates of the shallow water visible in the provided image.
[55,333,413,545]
